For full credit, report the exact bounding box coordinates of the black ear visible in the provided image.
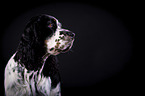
[24,17,40,44]
[14,16,47,71]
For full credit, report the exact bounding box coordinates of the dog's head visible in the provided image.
[24,14,75,55]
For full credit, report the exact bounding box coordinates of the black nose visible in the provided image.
[66,31,75,38]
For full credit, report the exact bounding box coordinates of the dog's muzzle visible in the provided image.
[59,29,75,38]
[64,31,75,39]
[59,29,75,53]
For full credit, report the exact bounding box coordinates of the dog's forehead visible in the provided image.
[40,15,57,23]
[40,15,62,30]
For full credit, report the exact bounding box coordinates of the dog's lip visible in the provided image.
[62,39,74,53]
[62,45,71,53]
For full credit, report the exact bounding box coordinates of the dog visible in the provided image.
[4,14,75,96]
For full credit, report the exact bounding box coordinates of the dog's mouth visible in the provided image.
[52,40,74,55]
[62,44,72,53]
[61,39,74,53]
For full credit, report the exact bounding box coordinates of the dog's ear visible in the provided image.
[14,16,46,71]
[23,16,40,45]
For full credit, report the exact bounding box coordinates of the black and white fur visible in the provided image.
[4,14,75,96]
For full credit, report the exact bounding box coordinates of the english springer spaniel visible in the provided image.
[4,14,75,96]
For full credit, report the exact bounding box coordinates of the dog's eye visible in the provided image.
[48,24,53,28]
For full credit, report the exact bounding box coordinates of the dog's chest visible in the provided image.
[25,70,52,95]
[5,56,59,96]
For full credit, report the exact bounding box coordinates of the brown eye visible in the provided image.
[48,24,53,28]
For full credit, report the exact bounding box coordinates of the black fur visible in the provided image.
[43,55,60,88]
[14,15,60,87]
[14,15,57,70]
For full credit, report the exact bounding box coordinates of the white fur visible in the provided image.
[50,83,61,96]
[4,53,60,96]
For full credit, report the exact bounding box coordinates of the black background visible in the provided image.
[0,0,142,96]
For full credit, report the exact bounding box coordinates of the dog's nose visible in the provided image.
[66,31,75,38]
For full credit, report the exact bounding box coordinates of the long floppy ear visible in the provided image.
[14,16,47,71]
[24,16,40,44]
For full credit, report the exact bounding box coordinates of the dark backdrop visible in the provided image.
[0,1,141,96]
